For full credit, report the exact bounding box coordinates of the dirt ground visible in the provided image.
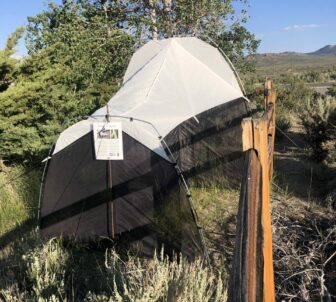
[274,117,331,202]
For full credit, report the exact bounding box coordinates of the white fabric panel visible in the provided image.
[53,120,92,154]
[53,37,243,160]
[176,38,241,92]
[54,117,169,161]
[123,39,170,84]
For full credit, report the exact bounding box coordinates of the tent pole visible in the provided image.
[160,139,211,266]
[93,113,210,262]
[105,105,115,239]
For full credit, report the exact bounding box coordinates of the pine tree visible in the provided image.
[0,28,24,92]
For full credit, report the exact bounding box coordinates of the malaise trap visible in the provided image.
[39,37,250,259]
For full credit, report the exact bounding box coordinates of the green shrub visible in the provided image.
[300,96,336,162]
[275,114,292,138]
[23,238,68,301]
[327,83,336,97]
[275,78,313,114]
[303,70,322,83]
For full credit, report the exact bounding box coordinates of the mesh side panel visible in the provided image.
[164,97,250,188]
[40,132,109,238]
[112,133,203,258]
[40,131,203,259]
[41,203,108,239]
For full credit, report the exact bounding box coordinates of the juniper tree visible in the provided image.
[0,28,24,92]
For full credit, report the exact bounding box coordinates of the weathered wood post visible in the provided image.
[228,79,276,302]
[264,79,276,180]
[261,80,276,302]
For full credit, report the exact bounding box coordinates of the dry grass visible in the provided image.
[0,165,40,238]
[271,190,336,301]
[192,186,239,276]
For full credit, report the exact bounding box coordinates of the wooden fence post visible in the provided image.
[253,118,275,302]
[228,79,276,302]
[264,80,276,180]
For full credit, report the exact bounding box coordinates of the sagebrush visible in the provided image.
[1,238,227,302]
[300,96,336,162]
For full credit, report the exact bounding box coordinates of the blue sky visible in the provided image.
[0,0,62,55]
[245,0,336,53]
[1,0,336,55]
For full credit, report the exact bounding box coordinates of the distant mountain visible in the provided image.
[255,47,336,72]
[309,45,336,56]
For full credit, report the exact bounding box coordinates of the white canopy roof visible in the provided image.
[53,37,244,160]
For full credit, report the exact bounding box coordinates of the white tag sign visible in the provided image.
[93,122,124,160]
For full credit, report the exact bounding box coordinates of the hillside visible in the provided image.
[310,44,336,56]
[255,45,336,74]
[255,52,336,73]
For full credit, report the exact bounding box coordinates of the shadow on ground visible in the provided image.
[274,129,331,203]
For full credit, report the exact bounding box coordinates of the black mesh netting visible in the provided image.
[40,131,203,258]
[40,97,250,259]
[164,97,250,188]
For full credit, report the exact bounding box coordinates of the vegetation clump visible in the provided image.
[1,236,227,302]
[300,96,336,163]
[327,83,336,97]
